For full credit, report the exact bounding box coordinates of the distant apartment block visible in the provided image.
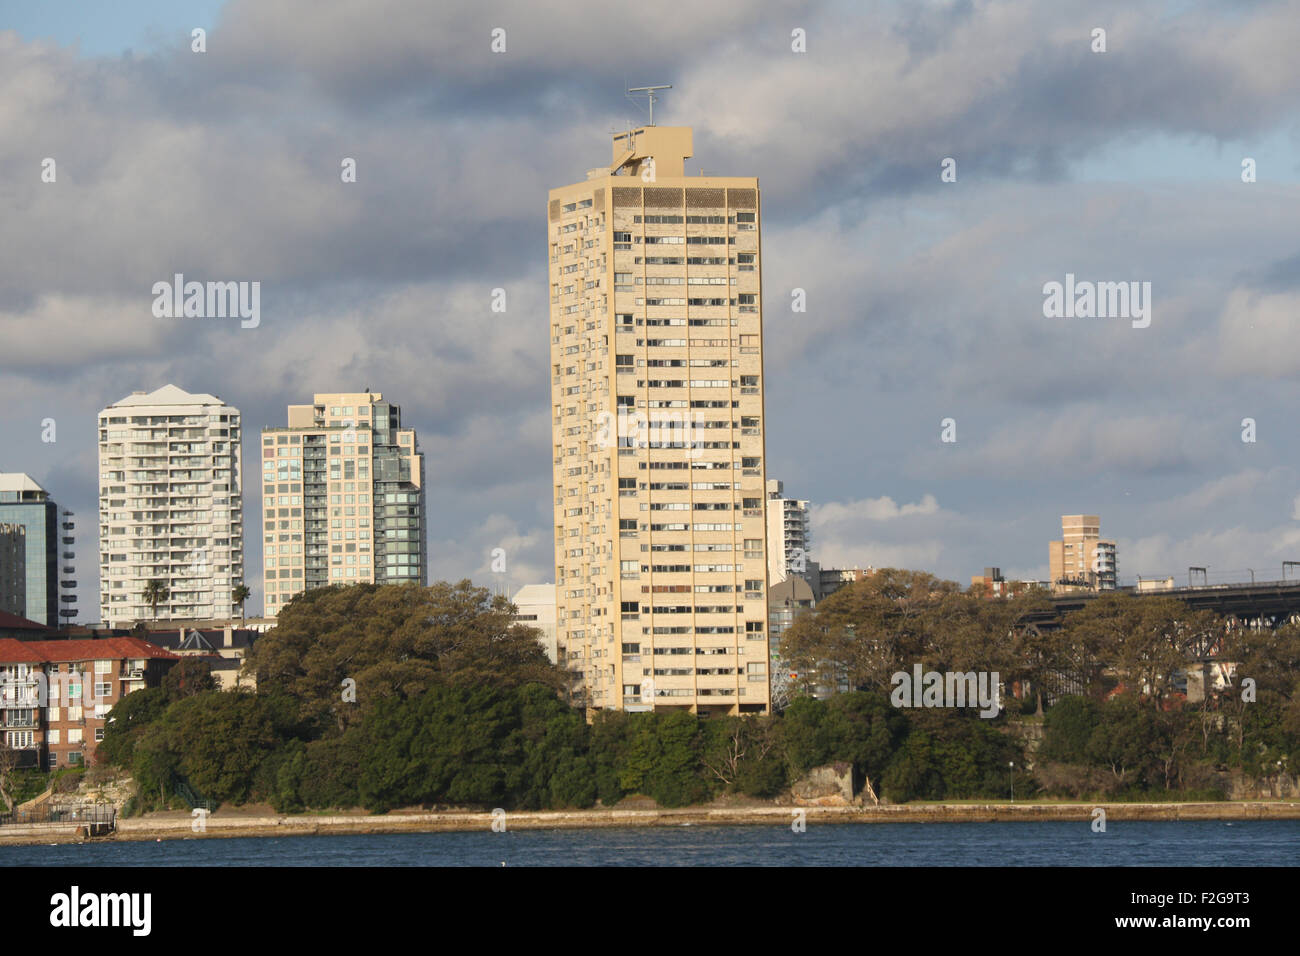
[549,124,770,715]
[769,575,850,701]
[1049,514,1118,593]
[767,575,814,707]
[766,479,811,584]
[261,391,426,616]
[0,473,74,626]
[970,567,1005,597]
[98,385,244,625]
[512,584,558,664]
[801,564,875,603]
[970,567,1046,599]
[0,637,178,770]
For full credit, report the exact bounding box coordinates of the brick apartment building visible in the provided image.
[0,637,178,769]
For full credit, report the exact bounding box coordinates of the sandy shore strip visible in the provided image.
[3,801,1298,846]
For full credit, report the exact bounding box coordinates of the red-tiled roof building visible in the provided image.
[0,636,178,769]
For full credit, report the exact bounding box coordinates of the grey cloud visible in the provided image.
[3,0,1299,613]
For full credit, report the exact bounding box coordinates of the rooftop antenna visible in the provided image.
[626,84,672,127]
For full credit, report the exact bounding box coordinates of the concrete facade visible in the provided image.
[512,584,558,664]
[548,125,771,715]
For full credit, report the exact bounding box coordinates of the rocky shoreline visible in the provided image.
[4,801,1299,846]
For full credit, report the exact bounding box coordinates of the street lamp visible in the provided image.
[1009,761,1015,802]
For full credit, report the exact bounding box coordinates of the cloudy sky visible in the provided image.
[2,0,1299,619]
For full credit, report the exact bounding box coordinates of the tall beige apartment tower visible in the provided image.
[549,125,771,716]
[261,391,426,616]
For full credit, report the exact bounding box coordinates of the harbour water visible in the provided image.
[4,820,1297,866]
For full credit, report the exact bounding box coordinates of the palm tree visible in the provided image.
[142,579,170,621]
[232,584,251,621]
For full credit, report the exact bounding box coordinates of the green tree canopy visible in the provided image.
[159,691,282,804]
[245,580,566,734]
[97,686,169,768]
[162,657,219,701]
[779,569,964,694]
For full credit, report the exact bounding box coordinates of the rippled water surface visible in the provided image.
[3,820,1296,866]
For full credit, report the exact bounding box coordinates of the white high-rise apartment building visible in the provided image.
[98,385,244,625]
[765,479,811,584]
[549,125,771,716]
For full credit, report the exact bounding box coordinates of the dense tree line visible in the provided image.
[1037,691,1299,798]
[96,582,1030,809]
[102,681,1026,810]
[93,577,1299,813]
[782,570,1300,795]
[779,569,1246,710]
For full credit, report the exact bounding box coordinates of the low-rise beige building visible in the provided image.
[1136,576,1176,592]
[135,624,258,691]
[512,584,559,664]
